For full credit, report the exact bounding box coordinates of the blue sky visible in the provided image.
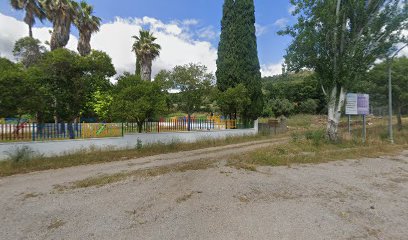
[0,0,295,76]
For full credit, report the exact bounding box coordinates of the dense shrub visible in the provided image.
[298,99,318,114]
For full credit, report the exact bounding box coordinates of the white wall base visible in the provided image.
[0,125,258,161]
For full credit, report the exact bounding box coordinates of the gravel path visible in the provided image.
[0,141,407,240]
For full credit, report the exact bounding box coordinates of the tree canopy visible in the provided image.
[216,0,263,122]
[111,74,166,132]
[13,37,46,68]
[366,57,408,130]
[281,0,408,140]
[25,48,115,122]
[0,58,31,118]
[217,84,250,119]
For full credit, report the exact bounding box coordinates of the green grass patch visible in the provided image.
[229,133,407,169]
[286,114,325,129]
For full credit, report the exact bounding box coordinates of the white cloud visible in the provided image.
[288,5,296,15]
[181,19,199,26]
[396,30,408,57]
[0,13,78,59]
[92,17,218,77]
[273,18,289,29]
[0,13,217,78]
[261,60,284,77]
[196,26,218,40]
[255,23,269,37]
[399,46,408,57]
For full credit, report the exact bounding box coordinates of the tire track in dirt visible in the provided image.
[0,137,288,195]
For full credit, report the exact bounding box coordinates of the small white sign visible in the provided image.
[346,93,358,115]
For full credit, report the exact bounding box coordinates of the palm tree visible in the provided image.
[39,0,78,50]
[73,1,101,56]
[10,0,46,38]
[132,30,161,81]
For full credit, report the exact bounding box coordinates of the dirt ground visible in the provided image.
[0,140,407,240]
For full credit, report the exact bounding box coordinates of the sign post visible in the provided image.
[346,93,370,142]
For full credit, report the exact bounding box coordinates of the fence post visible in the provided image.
[32,123,35,141]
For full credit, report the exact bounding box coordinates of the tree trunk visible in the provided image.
[327,85,346,141]
[53,96,58,125]
[28,24,33,38]
[187,113,191,131]
[397,105,402,131]
[135,58,141,76]
[50,17,72,50]
[137,121,144,133]
[25,11,34,38]
[78,32,91,56]
[141,60,152,81]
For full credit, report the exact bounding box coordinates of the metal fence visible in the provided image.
[0,123,122,142]
[124,118,240,134]
[0,118,249,142]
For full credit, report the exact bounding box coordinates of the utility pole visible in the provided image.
[387,43,408,144]
[387,58,394,144]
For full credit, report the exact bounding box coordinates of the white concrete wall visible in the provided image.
[0,123,258,161]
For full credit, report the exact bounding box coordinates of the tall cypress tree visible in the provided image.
[216,0,236,92]
[216,0,263,121]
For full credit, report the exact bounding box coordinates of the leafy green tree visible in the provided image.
[73,1,101,56]
[132,30,161,81]
[216,0,263,122]
[367,57,408,130]
[217,84,251,119]
[88,90,113,122]
[111,74,166,133]
[40,0,78,50]
[152,70,175,112]
[267,99,295,118]
[13,37,46,68]
[81,50,115,91]
[34,49,88,124]
[25,66,54,123]
[262,71,325,114]
[299,99,318,114]
[0,58,29,118]
[10,0,46,38]
[0,59,46,125]
[281,0,408,141]
[164,64,214,130]
[0,57,18,73]
[29,49,114,137]
[79,50,115,121]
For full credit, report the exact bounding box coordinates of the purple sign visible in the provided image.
[357,94,370,115]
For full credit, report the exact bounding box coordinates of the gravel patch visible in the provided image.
[0,147,407,239]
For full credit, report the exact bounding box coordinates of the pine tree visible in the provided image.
[216,0,263,122]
